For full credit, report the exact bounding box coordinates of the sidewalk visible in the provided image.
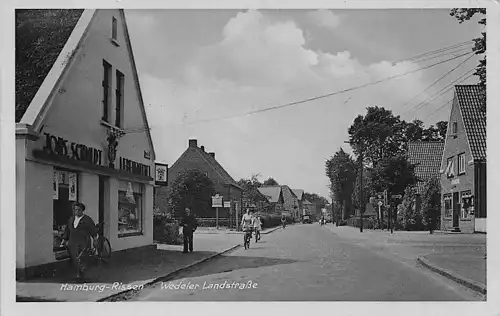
[324,225,486,293]
[16,233,242,302]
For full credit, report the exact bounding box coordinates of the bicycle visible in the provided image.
[90,222,112,264]
[254,229,261,243]
[243,227,253,250]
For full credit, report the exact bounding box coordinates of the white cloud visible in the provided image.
[308,9,341,30]
[137,10,436,198]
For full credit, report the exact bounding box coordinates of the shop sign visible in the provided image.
[43,133,102,166]
[154,163,168,186]
[144,150,151,160]
[212,194,223,208]
[451,179,460,185]
[68,172,77,201]
[119,157,151,178]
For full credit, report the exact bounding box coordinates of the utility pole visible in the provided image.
[359,147,364,233]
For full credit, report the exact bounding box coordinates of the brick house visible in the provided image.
[407,141,445,214]
[440,85,486,233]
[292,189,305,216]
[281,185,300,221]
[155,139,243,218]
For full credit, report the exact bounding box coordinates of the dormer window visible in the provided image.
[112,17,117,40]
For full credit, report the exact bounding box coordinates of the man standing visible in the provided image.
[61,202,98,282]
[180,207,198,253]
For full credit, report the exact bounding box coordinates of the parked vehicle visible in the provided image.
[302,215,312,224]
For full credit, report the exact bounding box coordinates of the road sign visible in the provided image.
[391,194,402,199]
[378,201,383,206]
[224,201,231,208]
[212,194,223,207]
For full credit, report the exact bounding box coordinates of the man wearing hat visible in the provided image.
[61,202,98,282]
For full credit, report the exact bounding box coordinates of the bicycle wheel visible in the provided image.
[98,237,112,260]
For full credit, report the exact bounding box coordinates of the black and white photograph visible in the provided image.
[1,0,499,315]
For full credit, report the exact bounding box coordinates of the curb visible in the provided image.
[97,244,241,302]
[417,256,486,295]
[261,227,281,235]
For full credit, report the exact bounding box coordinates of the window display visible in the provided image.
[443,194,452,217]
[53,169,78,259]
[460,191,473,219]
[118,181,143,235]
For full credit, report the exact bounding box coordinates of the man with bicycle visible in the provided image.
[60,202,98,282]
[240,208,253,249]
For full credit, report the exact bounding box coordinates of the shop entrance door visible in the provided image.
[98,176,106,235]
[452,192,460,229]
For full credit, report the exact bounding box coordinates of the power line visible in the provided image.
[403,68,476,116]
[406,46,473,65]
[182,51,474,126]
[392,40,473,65]
[397,52,475,110]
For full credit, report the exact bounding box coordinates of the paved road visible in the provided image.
[130,224,483,301]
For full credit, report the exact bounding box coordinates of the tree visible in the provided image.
[370,155,417,196]
[436,121,448,139]
[167,169,215,218]
[237,174,271,212]
[421,177,441,234]
[450,8,486,109]
[396,186,421,231]
[263,177,279,186]
[325,148,357,219]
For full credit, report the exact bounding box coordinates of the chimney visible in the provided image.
[209,152,215,159]
[201,146,205,152]
[188,139,197,148]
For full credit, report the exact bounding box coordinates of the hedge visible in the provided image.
[153,213,183,245]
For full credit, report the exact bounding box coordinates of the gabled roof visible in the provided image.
[168,146,243,190]
[15,9,84,122]
[408,141,444,194]
[15,9,156,161]
[257,186,282,203]
[292,189,304,201]
[455,85,486,161]
[281,185,298,210]
[303,199,313,205]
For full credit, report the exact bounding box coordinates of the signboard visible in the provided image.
[224,201,231,208]
[154,163,168,186]
[212,194,223,207]
[144,150,151,160]
[68,172,77,201]
[42,133,103,166]
[378,201,383,206]
[451,179,460,185]
[391,194,402,199]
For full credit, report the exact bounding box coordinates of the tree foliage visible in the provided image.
[396,186,422,231]
[262,177,279,186]
[237,173,271,212]
[325,148,357,216]
[421,177,441,233]
[167,169,215,218]
[450,8,486,109]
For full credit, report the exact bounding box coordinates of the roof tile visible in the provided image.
[408,141,444,194]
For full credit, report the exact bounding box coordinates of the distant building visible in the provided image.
[440,85,486,233]
[257,186,285,213]
[156,139,243,218]
[407,141,445,215]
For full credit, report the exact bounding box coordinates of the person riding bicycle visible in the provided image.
[241,209,253,233]
[253,215,262,242]
[281,215,286,228]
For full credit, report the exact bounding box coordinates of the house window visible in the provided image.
[115,70,124,128]
[443,194,452,217]
[460,191,473,219]
[112,17,117,40]
[102,60,112,122]
[445,157,455,178]
[452,122,458,134]
[458,153,466,175]
[118,181,143,236]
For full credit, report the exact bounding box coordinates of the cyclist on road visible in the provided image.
[281,215,286,229]
[253,215,262,242]
[241,208,253,233]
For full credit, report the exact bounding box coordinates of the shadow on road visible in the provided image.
[162,254,300,282]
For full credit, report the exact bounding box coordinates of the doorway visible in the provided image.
[452,192,460,229]
[98,175,107,235]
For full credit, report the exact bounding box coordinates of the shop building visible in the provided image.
[16,9,157,278]
[440,85,486,233]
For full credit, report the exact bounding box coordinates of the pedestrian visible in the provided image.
[180,207,198,253]
[253,215,262,242]
[60,202,98,282]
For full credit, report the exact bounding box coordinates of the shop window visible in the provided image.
[118,181,143,236]
[443,194,452,217]
[458,153,466,175]
[53,169,79,258]
[460,191,473,219]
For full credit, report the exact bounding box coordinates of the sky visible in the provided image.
[124,9,483,199]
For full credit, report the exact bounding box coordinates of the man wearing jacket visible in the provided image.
[180,207,198,253]
[61,202,98,282]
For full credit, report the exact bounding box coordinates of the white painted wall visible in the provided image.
[475,218,486,233]
[79,173,99,223]
[16,138,27,269]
